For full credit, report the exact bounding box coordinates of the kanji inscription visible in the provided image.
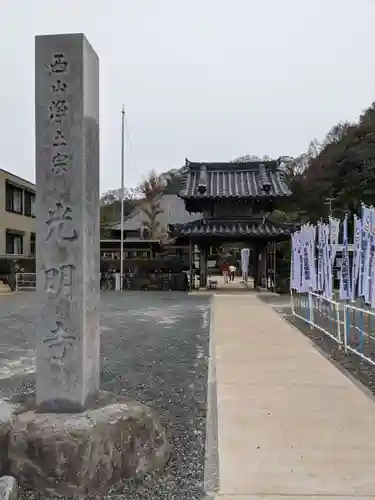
[45,53,68,75]
[51,79,67,93]
[49,99,69,124]
[53,130,67,148]
[47,53,70,174]
[43,320,76,366]
[44,264,75,299]
[45,202,78,242]
[52,151,70,174]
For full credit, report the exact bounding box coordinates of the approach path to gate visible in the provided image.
[211,293,375,500]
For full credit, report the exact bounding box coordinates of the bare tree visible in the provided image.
[233,154,272,163]
[279,154,310,179]
[137,170,166,240]
[321,122,351,149]
[139,201,164,240]
[100,187,136,205]
[136,170,163,199]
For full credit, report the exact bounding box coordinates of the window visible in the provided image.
[6,231,23,255]
[30,233,36,255]
[5,182,23,214]
[25,191,36,217]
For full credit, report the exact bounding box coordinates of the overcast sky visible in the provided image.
[1,0,374,193]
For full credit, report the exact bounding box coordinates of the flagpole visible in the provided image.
[120,106,125,291]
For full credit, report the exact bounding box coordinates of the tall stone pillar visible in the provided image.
[35,34,100,412]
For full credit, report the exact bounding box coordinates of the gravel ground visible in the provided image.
[0,292,212,500]
[259,293,375,396]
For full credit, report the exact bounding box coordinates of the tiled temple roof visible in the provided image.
[168,216,293,239]
[179,160,291,199]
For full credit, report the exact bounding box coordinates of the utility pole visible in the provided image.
[120,106,125,291]
[324,197,335,216]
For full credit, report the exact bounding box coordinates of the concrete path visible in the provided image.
[211,294,375,500]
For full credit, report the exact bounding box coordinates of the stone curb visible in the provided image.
[204,296,220,495]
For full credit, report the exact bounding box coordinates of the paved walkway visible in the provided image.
[192,275,259,295]
[211,294,375,500]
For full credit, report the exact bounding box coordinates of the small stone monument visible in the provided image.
[0,34,169,497]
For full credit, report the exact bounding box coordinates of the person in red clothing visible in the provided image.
[220,261,230,283]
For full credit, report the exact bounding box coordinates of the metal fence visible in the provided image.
[15,271,190,292]
[291,289,375,366]
[15,273,36,291]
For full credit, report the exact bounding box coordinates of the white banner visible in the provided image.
[364,207,373,303]
[294,227,304,292]
[323,223,332,298]
[358,205,367,297]
[290,233,297,290]
[294,230,304,292]
[351,215,362,301]
[301,226,311,292]
[329,216,340,267]
[361,206,371,300]
[308,224,317,291]
[370,210,375,307]
[240,248,250,282]
[339,215,351,300]
[317,222,324,292]
[299,228,305,291]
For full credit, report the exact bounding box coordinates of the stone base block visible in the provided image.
[6,392,170,497]
[0,477,17,500]
[0,402,15,473]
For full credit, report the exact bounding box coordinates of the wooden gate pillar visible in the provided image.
[199,244,208,288]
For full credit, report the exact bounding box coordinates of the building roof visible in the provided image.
[179,160,291,199]
[100,239,162,244]
[169,216,294,240]
[0,168,35,191]
[110,193,201,231]
[0,168,36,193]
[100,239,162,250]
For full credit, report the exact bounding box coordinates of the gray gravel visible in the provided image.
[0,292,211,499]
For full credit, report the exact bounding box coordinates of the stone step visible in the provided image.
[0,283,10,294]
